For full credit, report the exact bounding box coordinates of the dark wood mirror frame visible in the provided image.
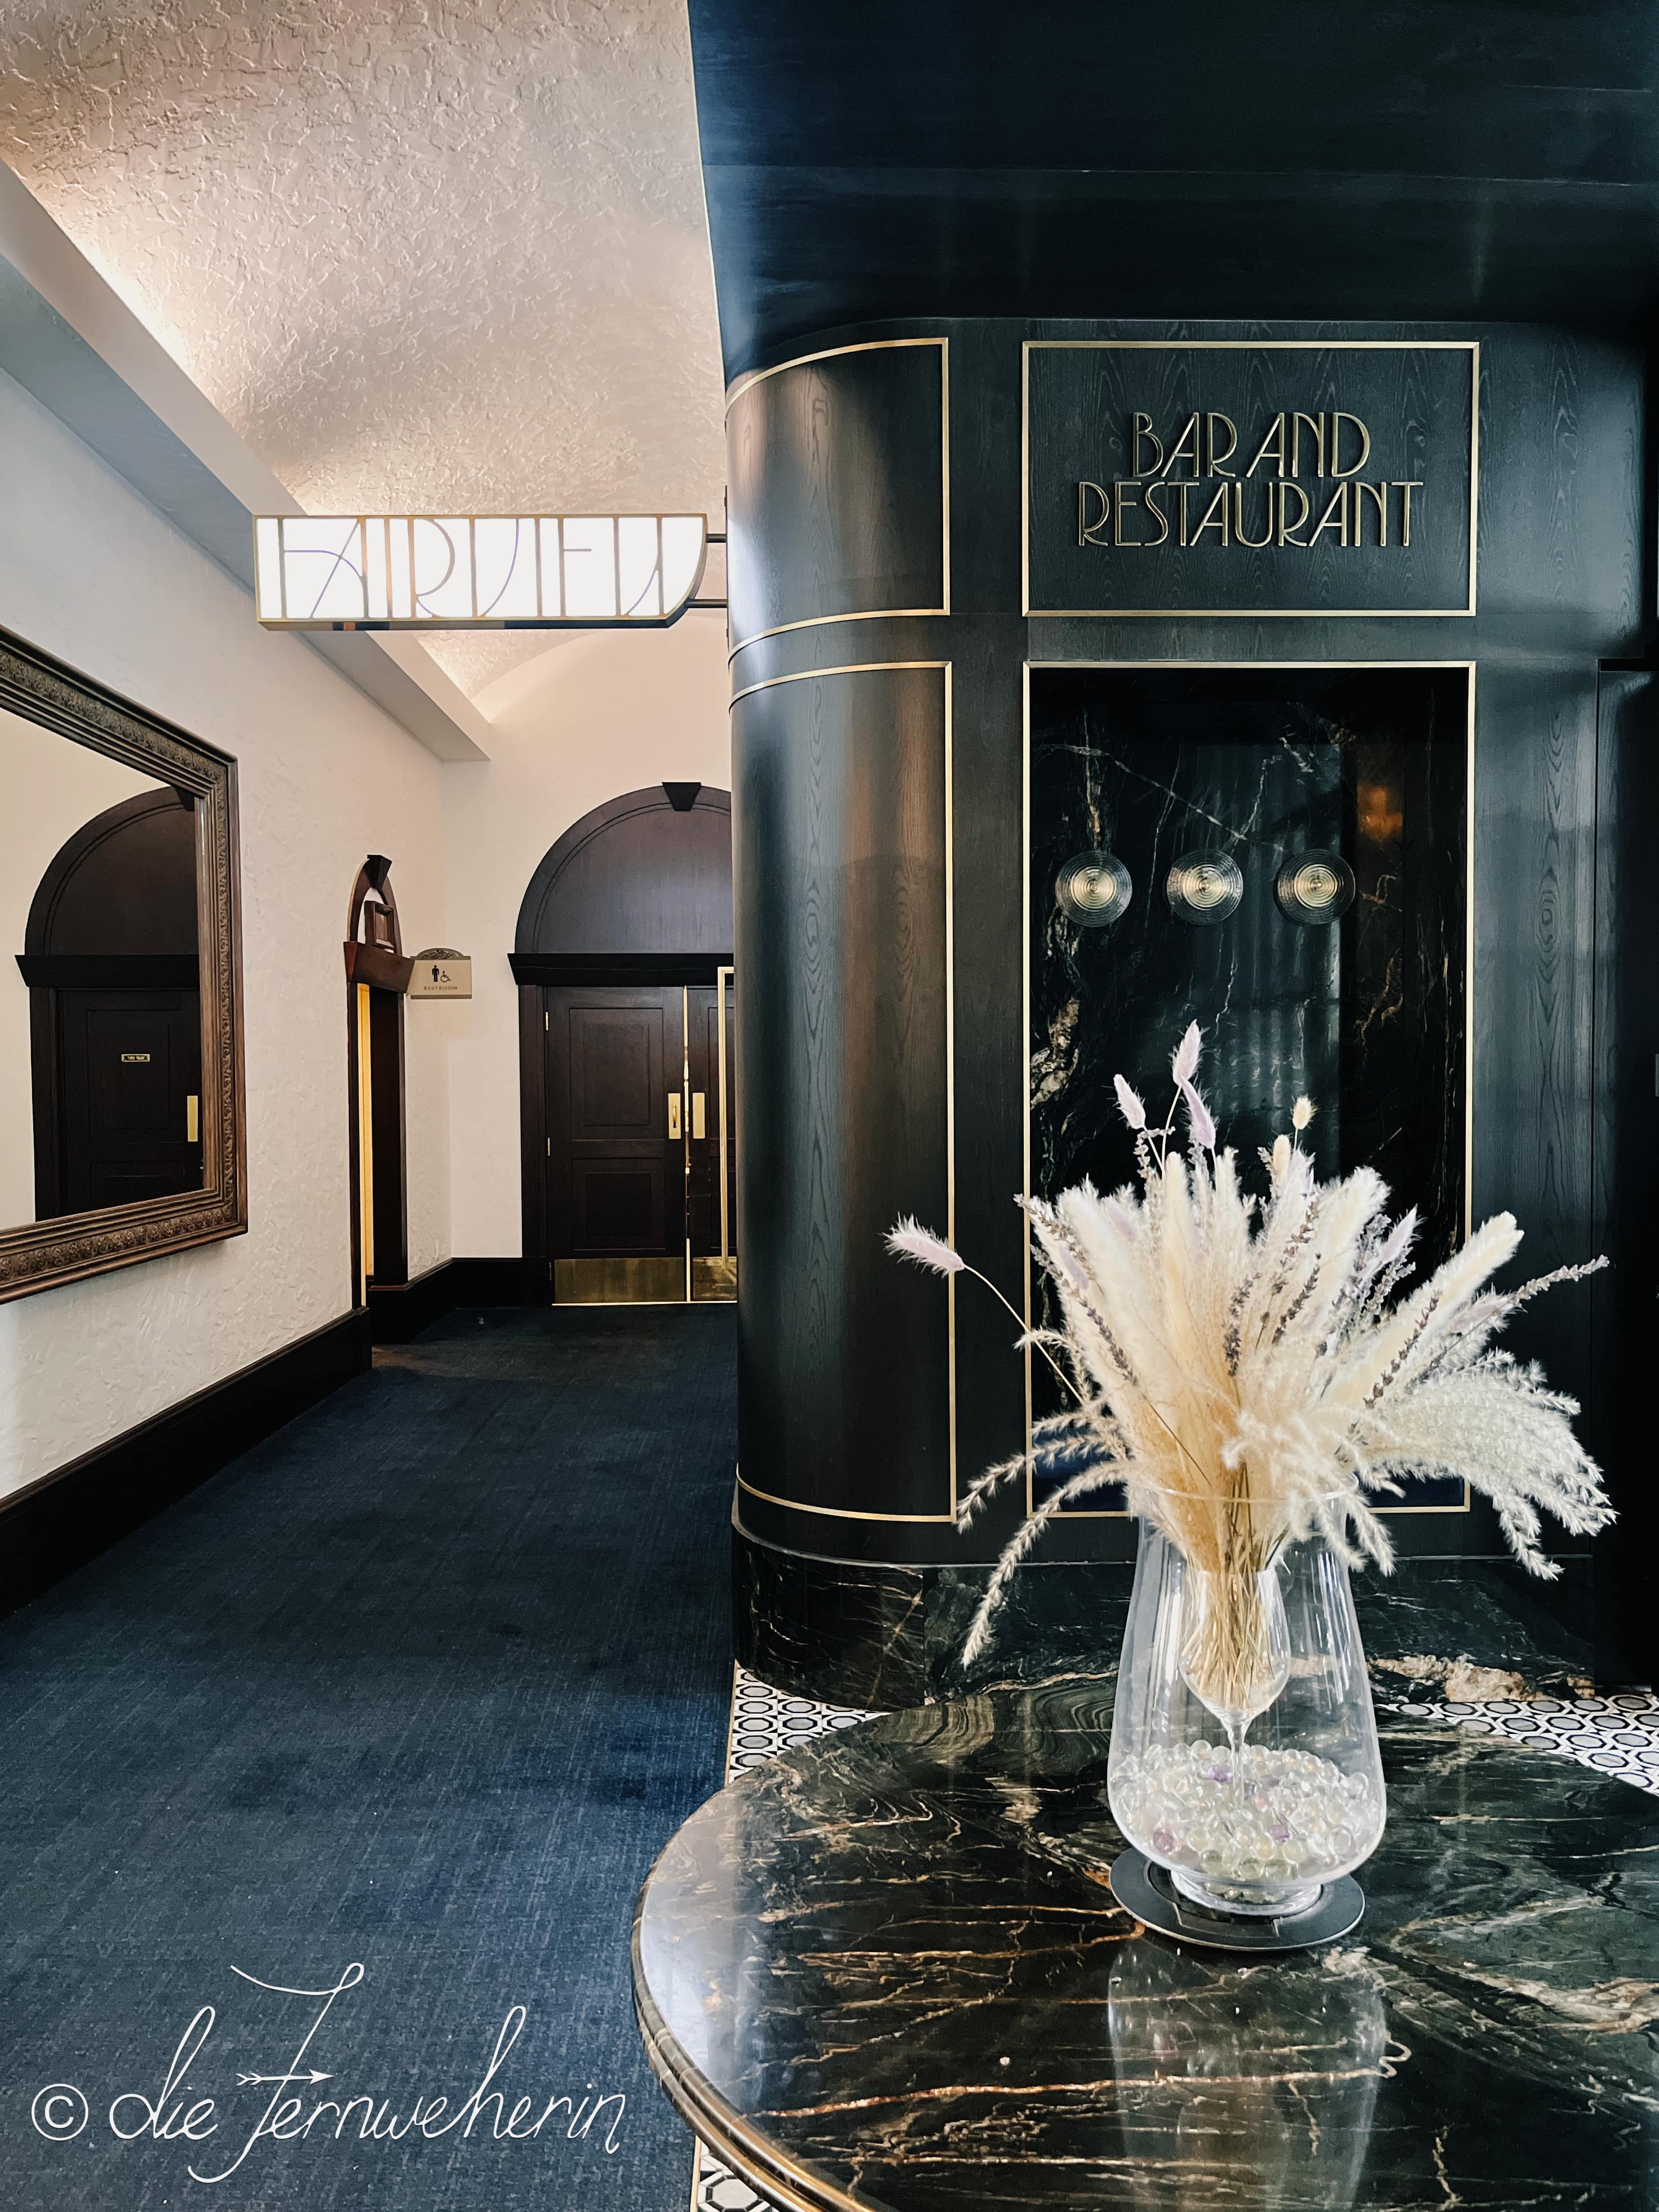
[0,626,245,1303]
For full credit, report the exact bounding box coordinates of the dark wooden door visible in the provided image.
[56,989,202,1214]
[687,976,737,1299]
[546,986,688,1301]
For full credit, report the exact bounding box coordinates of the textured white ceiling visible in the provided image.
[0,0,727,696]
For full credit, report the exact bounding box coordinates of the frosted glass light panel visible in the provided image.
[254,515,709,627]
[1028,665,1469,1506]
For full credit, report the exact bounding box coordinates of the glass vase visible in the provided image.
[1108,1515,1386,1918]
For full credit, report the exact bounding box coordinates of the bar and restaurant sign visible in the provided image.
[1024,341,1477,617]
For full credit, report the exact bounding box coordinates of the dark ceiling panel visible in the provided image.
[687,0,1659,374]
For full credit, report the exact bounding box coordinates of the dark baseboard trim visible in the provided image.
[367,1261,455,1343]
[450,1256,542,1307]
[368,1256,541,1342]
[0,1308,371,1620]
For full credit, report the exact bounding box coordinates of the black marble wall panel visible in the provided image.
[726,338,948,649]
[1027,663,1470,1511]
[732,1529,1595,1710]
[733,662,952,1529]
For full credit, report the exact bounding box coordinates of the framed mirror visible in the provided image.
[0,626,244,1302]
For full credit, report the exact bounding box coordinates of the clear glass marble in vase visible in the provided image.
[1108,1512,1386,1917]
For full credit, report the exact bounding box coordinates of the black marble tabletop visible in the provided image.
[634,1685,1659,2211]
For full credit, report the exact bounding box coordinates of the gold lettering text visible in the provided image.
[1205,413,1238,476]
[1112,481,1144,546]
[1161,413,1202,479]
[1329,413,1372,477]
[1307,483,1348,546]
[1141,480,1171,546]
[1078,481,1112,546]
[1233,480,1274,547]
[1176,481,1199,546]
[1391,481,1422,545]
[1352,480,1387,546]
[1246,413,1289,478]
[1189,484,1230,546]
[1276,481,1311,547]
[1291,412,1326,478]
[1129,412,1163,477]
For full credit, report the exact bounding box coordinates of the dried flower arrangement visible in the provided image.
[888,1023,1614,1671]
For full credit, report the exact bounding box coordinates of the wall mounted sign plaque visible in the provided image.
[1024,342,1477,618]
[407,949,472,998]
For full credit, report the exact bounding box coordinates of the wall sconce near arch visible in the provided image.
[253,515,715,630]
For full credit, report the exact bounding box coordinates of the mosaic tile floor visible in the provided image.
[690,1666,1659,2212]
[1373,1688,1659,1792]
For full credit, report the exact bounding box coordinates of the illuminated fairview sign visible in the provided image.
[1024,342,1477,618]
[254,514,709,628]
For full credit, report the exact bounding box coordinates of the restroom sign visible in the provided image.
[1024,340,1477,618]
[408,949,472,998]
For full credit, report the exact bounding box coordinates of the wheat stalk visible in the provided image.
[888,1025,1614,1666]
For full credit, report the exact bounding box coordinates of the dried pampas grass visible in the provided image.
[891,1023,1613,1664]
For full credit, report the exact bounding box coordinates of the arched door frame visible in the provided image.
[509,785,733,1301]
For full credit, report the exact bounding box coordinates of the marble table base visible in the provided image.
[636,1683,1659,2211]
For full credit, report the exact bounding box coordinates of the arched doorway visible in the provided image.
[21,788,202,1216]
[510,783,735,1303]
[344,856,412,1307]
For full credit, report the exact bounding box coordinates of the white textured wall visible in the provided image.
[0,365,451,1498]
[0,711,157,1227]
[444,617,732,1256]
[0,0,727,702]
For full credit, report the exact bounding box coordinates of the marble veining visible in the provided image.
[640,1683,1659,2210]
[1027,666,1470,1512]
[733,1528,1601,1711]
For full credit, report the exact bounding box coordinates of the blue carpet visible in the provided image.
[0,1304,735,2211]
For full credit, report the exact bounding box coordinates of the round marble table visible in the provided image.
[633,1685,1659,2212]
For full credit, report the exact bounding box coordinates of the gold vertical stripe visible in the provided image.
[1021,660,1033,1519]
[944,661,956,1506]
[356,982,374,1295]
[717,964,733,1262]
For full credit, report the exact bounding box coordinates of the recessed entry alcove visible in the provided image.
[1028,662,1470,1504]
[511,784,736,1306]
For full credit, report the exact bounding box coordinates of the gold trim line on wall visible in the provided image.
[725,337,950,657]
[1021,656,1477,1520]
[731,658,956,1524]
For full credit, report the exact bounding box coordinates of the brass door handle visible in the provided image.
[667,1092,682,1140]
[185,1094,199,1143]
[691,1091,706,1140]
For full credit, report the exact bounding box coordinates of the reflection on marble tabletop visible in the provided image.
[640,1684,1659,2211]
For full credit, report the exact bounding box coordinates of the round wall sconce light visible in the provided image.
[1166,850,1244,924]
[1275,851,1356,926]
[1056,849,1132,928]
